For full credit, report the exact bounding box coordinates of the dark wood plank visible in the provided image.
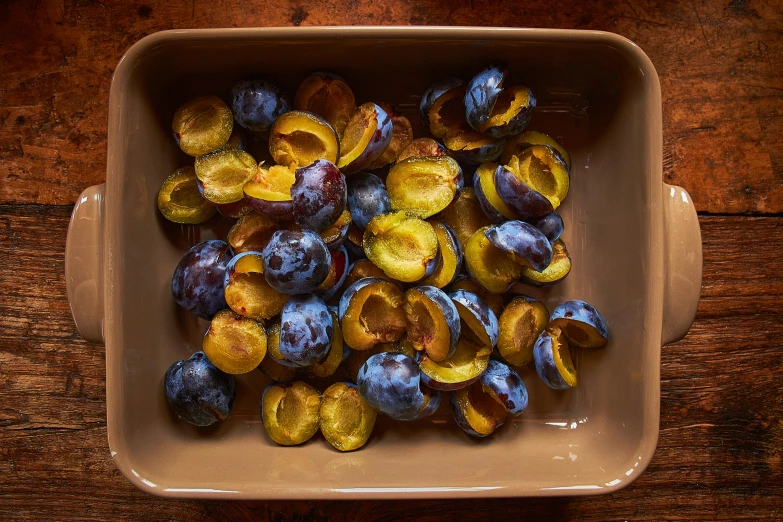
[1,0,782,212]
[0,205,781,520]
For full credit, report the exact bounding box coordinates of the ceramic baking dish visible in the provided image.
[65,26,702,499]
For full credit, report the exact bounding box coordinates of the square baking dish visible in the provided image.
[65,27,702,499]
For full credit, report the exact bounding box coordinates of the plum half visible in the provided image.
[227,212,279,254]
[451,380,508,437]
[518,238,572,287]
[337,103,393,174]
[485,220,553,272]
[194,149,257,204]
[419,337,491,391]
[464,226,524,294]
[363,211,440,283]
[369,102,413,169]
[396,137,448,163]
[294,72,357,137]
[497,296,549,366]
[403,286,461,362]
[157,166,216,224]
[243,164,296,220]
[420,221,463,288]
[495,146,570,216]
[223,251,288,321]
[338,277,407,351]
[172,95,233,157]
[501,130,571,170]
[549,300,608,348]
[320,382,377,451]
[269,110,340,170]
[386,156,463,219]
[437,187,492,248]
[533,325,577,390]
[473,162,520,223]
[449,290,499,348]
[261,381,322,445]
[202,310,267,374]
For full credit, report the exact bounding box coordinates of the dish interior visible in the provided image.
[107,30,660,496]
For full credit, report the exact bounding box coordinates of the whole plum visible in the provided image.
[164,351,236,426]
[261,229,331,295]
[356,352,426,421]
[347,172,391,230]
[278,294,334,367]
[291,159,347,232]
[231,79,289,132]
[171,240,233,320]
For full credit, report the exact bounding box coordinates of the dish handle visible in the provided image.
[661,183,702,345]
[65,184,106,344]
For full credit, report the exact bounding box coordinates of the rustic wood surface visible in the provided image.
[0,0,782,520]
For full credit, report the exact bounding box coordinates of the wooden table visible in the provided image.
[1,1,781,519]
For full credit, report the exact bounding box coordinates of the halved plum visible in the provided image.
[194,149,257,204]
[518,238,571,286]
[320,208,353,248]
[437,187,492,248]
[403,286,460,362]
[473,162,520,223]
[419,337,490,391]
[369,102,413,169]
[172,95,233,157]
[419,77,464,128]
[386,156,463,219]
[474,84,536,138]
[291,159,347,232]
[485,220,553,272]
[525,211,564,244]
[464,226,524,294]
[243,164,296,219]
[479,359,528,416]
[261,381,322,445]
[294,72,357,137]
[227,212,279,254]
[337,103,393,174]
[464,65,506,134]
[501,130,571,170]
[278,294,333,367]
[338,277,407,351]
[261,229,331,295]
[363,211,440,283]
[534,325,577,390]
[549,300,608,348]
[420,221,463,288]
[347,172,391,230]
[443,131,505,165]
[415,386,443,420]
[202,310,267,374]
[320,382,376,451]
[448,290,499,348]
[224,251,288,321]
[396,138,448,163]
[269,110,339,170]
[497,296,549,366]
[495,147,569,216]
[446,275,505,317]
[314,245,349,302]
[157,166,216,224]
[308,312,345,377]
[428,86,468,139]
[451,379,508,437]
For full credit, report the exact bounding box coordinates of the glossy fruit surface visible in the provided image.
[194,149,257,205]
[338,277,407,351]
[291,159,347,232]
[294,72,357,137]
[231,79,289,132]
[320,382,377,451]
[172,95,233,156]
[337,103,393,174]
[403,286,461,362]
[386,156,463,219]
[497,296,549,366]
[261,381,321,445]
[157,166,216,224]
[164,351,236,427]
[261,229,331,294]
[223,251,288,321]
[171,240,233,320]
[363,211,440,283]
[549,300,608,348]
[203,310,267,374]
[269,110,340,169]
[278,294,333,367]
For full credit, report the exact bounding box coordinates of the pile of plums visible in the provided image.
[160,67,608,450]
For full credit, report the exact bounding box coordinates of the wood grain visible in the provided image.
[1,205,781,520]
[1,0,782,212]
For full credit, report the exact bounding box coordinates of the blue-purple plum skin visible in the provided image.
[449,139,505,166]
[525,211,564,243]
[164,351,236,426]
[533,330,572,390]
[347,172,390,230]
[485,220,553,272]
[448,290,499,347]
[279,294,333,367]
[479,360,528,415]
[231,79,289,132]
[550,300,608,348]
[292,159,347,232]
[413,386,442,420]
[340,104,393,175]
[472,171,506,224]
[493,164,554,218]
[261,229,331,295]
[419,77,464,127]
[450,391,505,438]
[171,240,234,320]
[464,66,505,133]
[356,352,425,421]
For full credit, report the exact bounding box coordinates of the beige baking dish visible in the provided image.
[64,27,702,499]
